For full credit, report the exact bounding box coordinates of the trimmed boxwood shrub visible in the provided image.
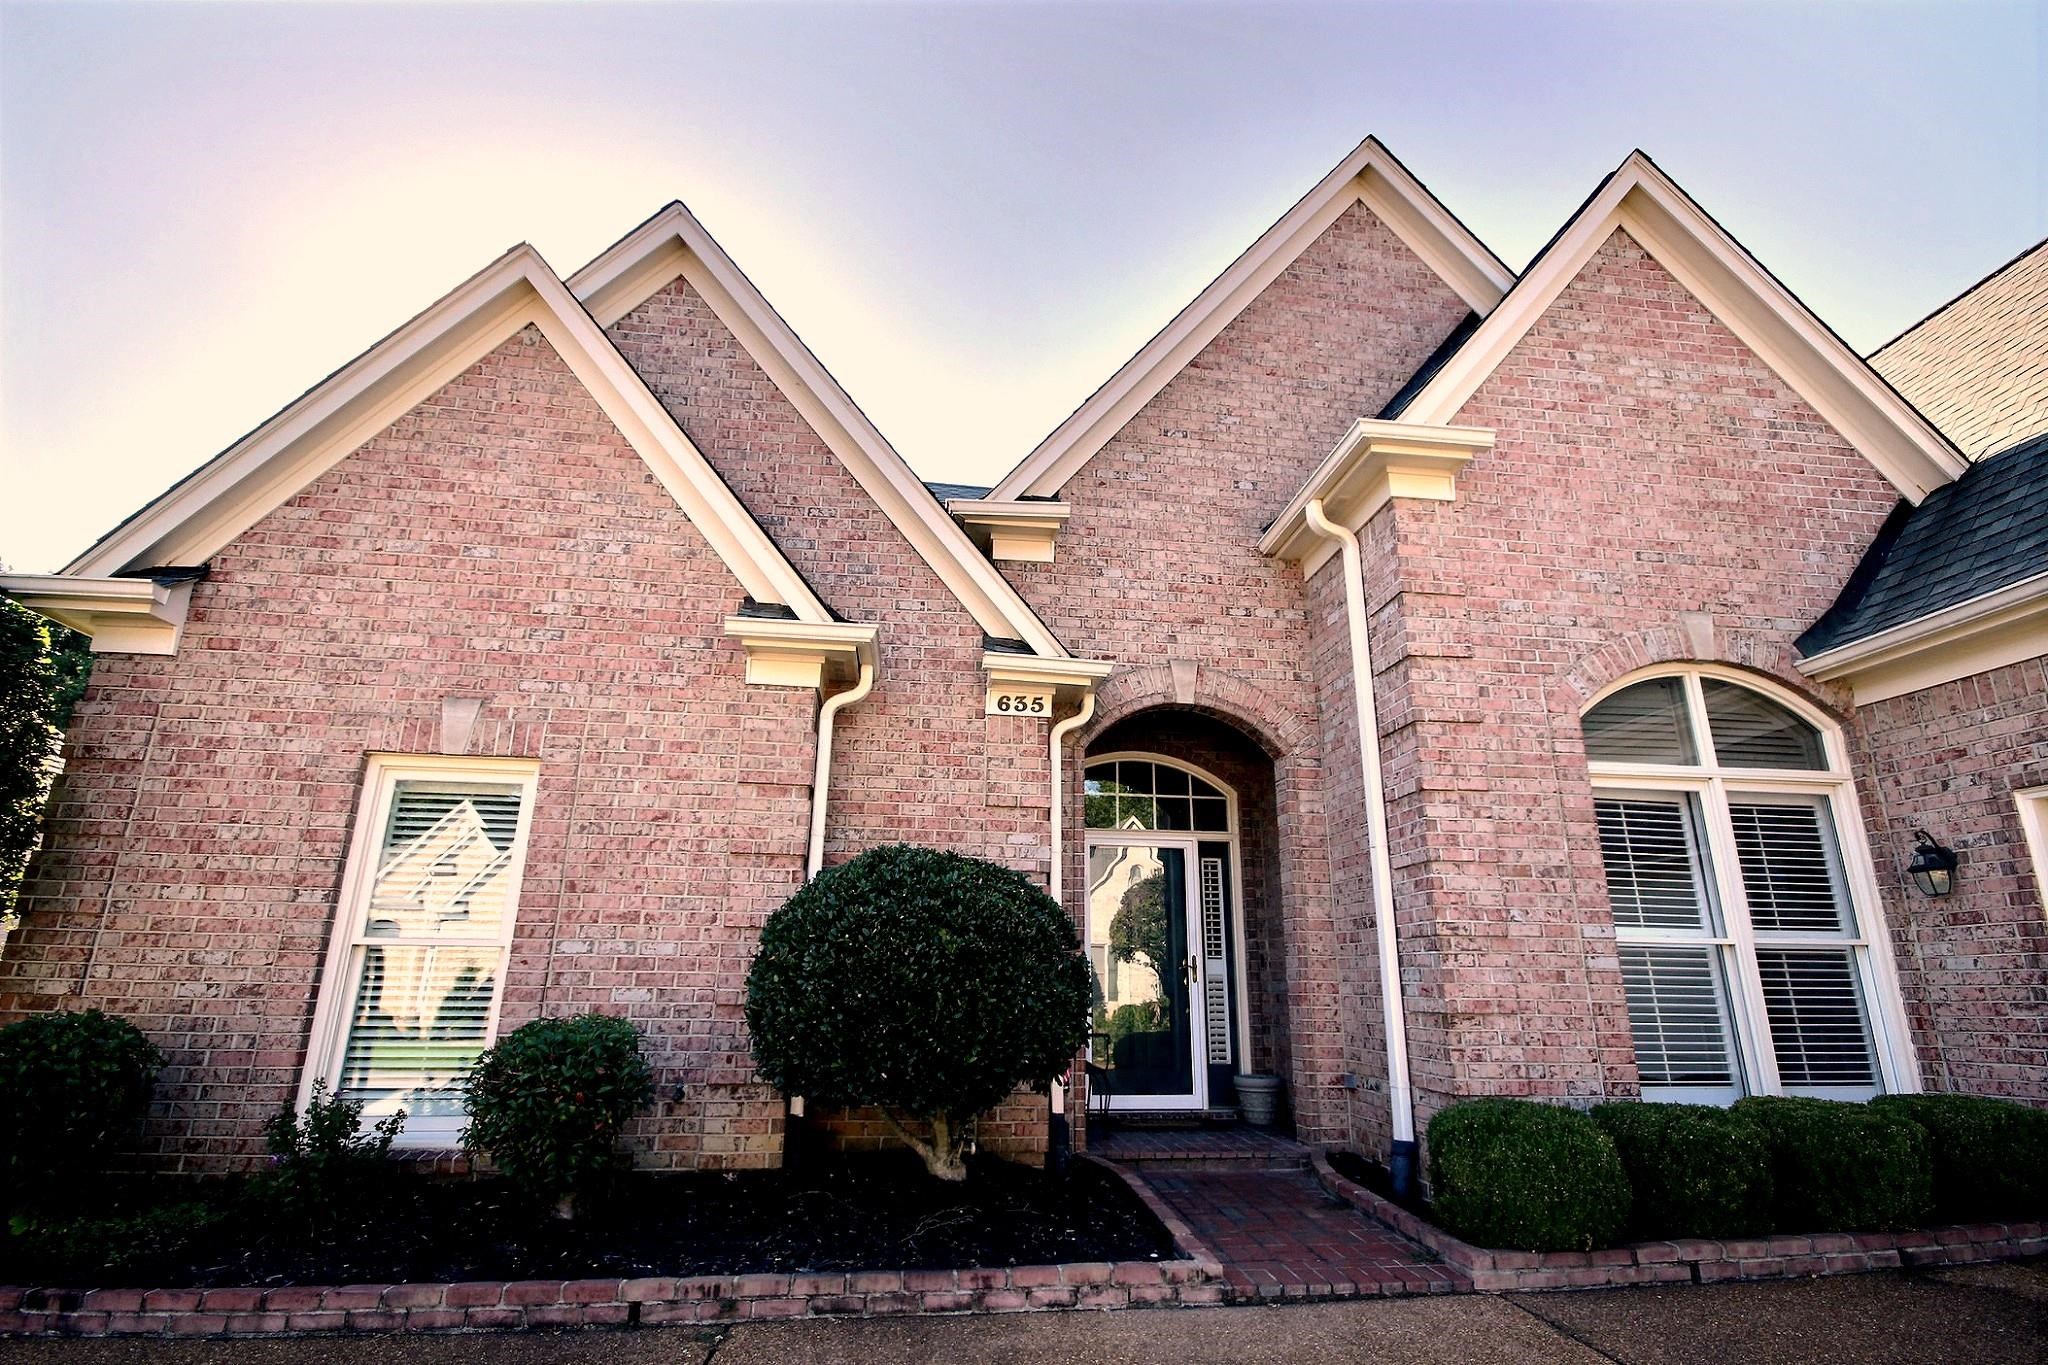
[746,843,1092,1181]
[1427,1099,1631,1252]
[463,1012,653,1216]
[0,1008,160,1201]
[1591,1101,1773,1239]
[1734,1096,1931,1232]
[1871,1093,2048,1222]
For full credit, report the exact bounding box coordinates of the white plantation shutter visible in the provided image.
[1755,949,1877,1090]
[1200,857,1231,1065]
[1583,677,1697,765]
[1701,679,1827,770]
[1618,945,1739,1090]
[1729,799,1852,934]
[1597,797,1713,930]
[310,764,536,1143]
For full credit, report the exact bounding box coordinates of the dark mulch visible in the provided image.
[1326,1149,1434,1220]
[0,1152,1175,1289]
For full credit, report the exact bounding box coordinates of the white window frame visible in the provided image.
[1584,665,1920,1101]
[2017,785,2048,918]
[300,753,540,1147]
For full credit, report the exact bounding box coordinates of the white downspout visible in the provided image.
[1303,497,1417,1175]
[1047,692,1096,904]
[807,662,875,879]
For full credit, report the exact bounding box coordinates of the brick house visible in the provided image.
[2,140,2042,1175]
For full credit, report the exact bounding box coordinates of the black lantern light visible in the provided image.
[1906,830,1958,898]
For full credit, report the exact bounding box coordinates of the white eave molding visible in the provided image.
[0,574,195,655]
[722,617,879,692]
[568,202,1072,660]
[1260,418,1495,573]
[946,498,1072,563]
[1394,152,1968,505]
[987,136,1514,502]
[1797,572,2048,705]
[982,650,1116,712]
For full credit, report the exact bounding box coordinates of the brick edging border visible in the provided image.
[1309,1147,2048,1292]
[0,1158,1223,1338]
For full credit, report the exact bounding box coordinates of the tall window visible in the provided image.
[303,755,538,1145]
[1582,670,1909,1103]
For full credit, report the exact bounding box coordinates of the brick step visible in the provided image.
[1089,1126,1311,1172]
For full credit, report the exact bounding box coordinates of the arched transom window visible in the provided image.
[1582,668,1910,1104]
[1084,758,1233,832]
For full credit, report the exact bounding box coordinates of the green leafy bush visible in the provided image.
[463,1012,652,1214]
[0,1009,160,1201]
[250,1079,405,1238]
[1871,1093,2048,1222]
[1591,1102,1773,1239]
[1734,1096,1932,1232]
[746,843,1091,1181]
[1427,1099,1631,1252]
[5,1199,225,1282]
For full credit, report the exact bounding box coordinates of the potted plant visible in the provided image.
[1234,1073,1283,1128]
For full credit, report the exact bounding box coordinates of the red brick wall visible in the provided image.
[1374,229,1908,1126]
[1008,201,1477,1145]
[606,278,1052,1162]
[1846,657,2048,1103]
[0,328,816,1170]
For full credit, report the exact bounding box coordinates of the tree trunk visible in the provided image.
[883,1109,970,1181]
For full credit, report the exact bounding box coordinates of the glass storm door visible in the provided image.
[1086,838,1205,1109]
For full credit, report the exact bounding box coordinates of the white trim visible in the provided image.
[988,137,1513,501]
[1084,751,1251,1110]
[62,247,836,627]
[1398,153,1966,505]
[2016,786,2048,921]
[300,753,541,1149]
[1260,418,1493,573]
[0,574,194,655]
[1798,571,2048,704]
[567,202,1072,657]
[946,499,1072,563]
[720,617,878,691]
[1584,667,1921,1100]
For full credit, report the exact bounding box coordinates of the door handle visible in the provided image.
[1184,955,1200,987]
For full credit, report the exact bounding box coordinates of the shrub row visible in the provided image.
[1426,1094,2048,1253]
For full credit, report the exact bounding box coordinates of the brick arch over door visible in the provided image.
[1066,664,1348,1142]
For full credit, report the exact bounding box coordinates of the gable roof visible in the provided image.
[987,136,1516,500]
[567,201,1071,659]
[1869,237,2048,461]
[1388,151,1969,504]
[63,245,837,624]
[1798,432,2048,657]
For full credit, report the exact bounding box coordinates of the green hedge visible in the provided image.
[0,1009,161,1200]
[1871,1093,2048,1223]
[463,1013,653,1213]
[1427,1099,1630,1252]
[1591,1102,1774,1240]
[1733,1096,1931,1233]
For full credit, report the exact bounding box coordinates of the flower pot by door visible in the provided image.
[1234,1074,1282,1127]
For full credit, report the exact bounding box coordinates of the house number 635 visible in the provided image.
[992,693,1048,715]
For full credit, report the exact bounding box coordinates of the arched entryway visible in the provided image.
[1082,708,1289,1123]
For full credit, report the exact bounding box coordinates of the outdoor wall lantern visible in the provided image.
[1906,830,1959,898]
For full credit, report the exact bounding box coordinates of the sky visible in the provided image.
[1,1,2043,573]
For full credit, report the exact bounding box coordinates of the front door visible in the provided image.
[1086,836,1210,1110]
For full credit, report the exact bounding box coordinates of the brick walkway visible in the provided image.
[1146,1169,1469,1300]
[1088,1125,1308,1167]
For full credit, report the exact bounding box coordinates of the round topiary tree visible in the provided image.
[0,1008,161,1201]
[746,843,1091,1181]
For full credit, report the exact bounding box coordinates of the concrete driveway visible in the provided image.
[2,1262,2041,1364]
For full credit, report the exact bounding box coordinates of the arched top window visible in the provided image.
[1084,756,1233,832]
[1583,671,1831,771]
[1576,667,1909,1106]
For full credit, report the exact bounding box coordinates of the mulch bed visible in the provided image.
[1,1152,1175,1289]
[1326,1149,1433,1219]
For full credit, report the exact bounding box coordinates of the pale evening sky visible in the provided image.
[1,1,2043,573]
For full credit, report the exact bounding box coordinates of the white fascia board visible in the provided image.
[569,204,1073,659]
[1797,571,2048,704]
[947,499,1071,562]
[63,247,834,626]
[1397,153,1968,505]
[983,650,1116,692]
[0,574,194,655]
[1260,418,1494,568]
[986,136,1514,502]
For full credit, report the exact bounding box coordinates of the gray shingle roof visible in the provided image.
[1870,239,2048,461]
[1798,433,2048,656]
[923,481,992,503]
